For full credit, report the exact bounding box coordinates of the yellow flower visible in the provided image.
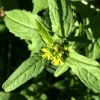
[52,57,64,66]
[42,46,67,66]
[64,47,67,50]
[59,59,64,65]
[54,46,59,52]
[42,48,52,59]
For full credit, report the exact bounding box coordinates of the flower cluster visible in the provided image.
[42,46,67,66]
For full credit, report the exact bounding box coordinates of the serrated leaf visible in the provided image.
[67,51,100,93]
[4,10,46,53]
[32,0,48,14]
[48,0,74,37]
[54,62,69,77]
[2,53,48,92]
[4,10,39,40]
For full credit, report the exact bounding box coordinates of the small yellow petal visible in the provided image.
[59,60,64,65]
[54,46,59,52]
[42,53,47,58]
[42,48,52,60]
[42,48,48,52]
[64,47,67,50]
[52,57,58,66]
[52,57,64,66]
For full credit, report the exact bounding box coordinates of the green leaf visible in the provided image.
[2,52,48,92]
[27,34,46,55]
[79,23,84,36]
[48,0,74,37]
[32,0,48,14]
[4,10,39,40]
[0,92,27,100]
[35,19,53,45]
[67,51,100,93]
[4,10,46,54]
[67,36,92,44]
[72,2,100,60]
[54,62,69,77]
[53,81,66,90]
[85,29,100,60]
[35,10,52,33]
